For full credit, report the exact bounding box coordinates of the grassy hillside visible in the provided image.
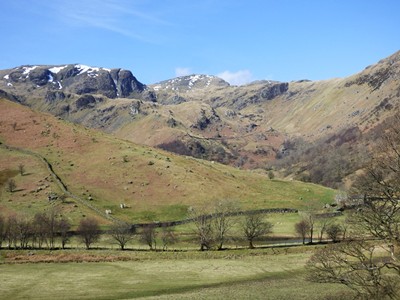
[0,99,335,226]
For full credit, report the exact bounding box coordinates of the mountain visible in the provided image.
[1,51,399,188]
[0,98,334,225]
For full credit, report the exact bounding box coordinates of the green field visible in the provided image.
[0,247,353,300]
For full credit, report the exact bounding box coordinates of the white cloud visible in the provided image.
[175,67,192,77]
[217,70,253,86]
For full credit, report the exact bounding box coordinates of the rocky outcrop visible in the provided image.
[45,91,66,102]
[75,94,97,110]
[230,82,289,110]
[260,82,289,100]
[1,64,150,100]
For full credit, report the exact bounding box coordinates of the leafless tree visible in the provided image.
[303,213,316,243]
[140,224,157,250]
[111,223,134,250]
[32,212,48,248]
[0,214,5,248]
[213,200,238,250]
[307,240,398,299]
[6,179,16,193]
[15,216,31,249]
[58,217,71,249]
[161,224,177,251]
[316,217,331,243]
[189,206,214,251]
[18,164,25,176]
[326,223,343,243]
[78,217,100,249]
[242,214,273,249]
[5,215,18,249]
[307,114,400,299]
[44,209,59,249]
[295,219,310,244]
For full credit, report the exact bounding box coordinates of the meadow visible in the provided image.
[0,246,353,300]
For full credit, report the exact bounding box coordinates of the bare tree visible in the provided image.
[242,214,273,249]
[5,215,18,249]
[316,217,331,243]
[32,212,48,248]
[0,214,5,248]
[58,217,71,249]
[307,114,400,299]
[295,219,310,244]
[161,224,177,251]
[304,213,316,244]
[78,217,100,249]
[6,179,16,193]
[326,223,342,243]
[15,216,31,249]
[213,200,237,250]
[307,240,397,299]
[111,223,134,250]
[44,209,59,249]
[18,164,25,176]
[140,224,157,250]
[189,206,214,251]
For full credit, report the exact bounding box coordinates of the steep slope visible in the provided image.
[1,51,399,178]
[0,99,334,225]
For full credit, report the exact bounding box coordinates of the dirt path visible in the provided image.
[0,142,126,225]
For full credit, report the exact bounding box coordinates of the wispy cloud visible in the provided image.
[217,70,253,86]
[175,67,192,77]
[47,0,170,42]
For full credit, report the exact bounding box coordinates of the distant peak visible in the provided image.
[152,74,229,92]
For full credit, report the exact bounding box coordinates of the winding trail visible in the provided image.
[1,142,304,230]
[0,142,126,225]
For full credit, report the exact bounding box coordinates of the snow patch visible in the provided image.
[75,64,110,76]
[57,81,63,90]
[22,66,37,76]
[7,82,13,87]
[3,74,9,80]
[49,65,67,74]
[48,74,54,82]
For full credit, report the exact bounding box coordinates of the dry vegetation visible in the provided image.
[0,98,335,226]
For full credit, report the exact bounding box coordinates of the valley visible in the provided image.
[1,50,399,300]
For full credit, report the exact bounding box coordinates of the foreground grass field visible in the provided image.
[0,247,353,300]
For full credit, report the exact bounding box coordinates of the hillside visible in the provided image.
[0,99,335,225]
[1,51,399,188]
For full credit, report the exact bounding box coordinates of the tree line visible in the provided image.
[0,202,279,251]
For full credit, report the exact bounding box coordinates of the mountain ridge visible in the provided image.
[1,50,399,188]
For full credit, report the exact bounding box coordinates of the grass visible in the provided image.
[0,247,352,300]
[0,99,336,226]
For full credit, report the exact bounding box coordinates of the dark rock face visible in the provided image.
[75,94,97,110]
[109,68,146,98]
[29,68,51,86]
[260,82,289,100]
[45,91,66,102]
[0,89,21,103]
[4,65,149,100]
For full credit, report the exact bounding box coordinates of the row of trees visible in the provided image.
[294,213,346,244]
[0,211,133,250]
[0,204,276,251]
[0,210,71,250]
[188,201,273,251]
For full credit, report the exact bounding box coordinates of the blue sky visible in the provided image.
[0,0,399,85]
